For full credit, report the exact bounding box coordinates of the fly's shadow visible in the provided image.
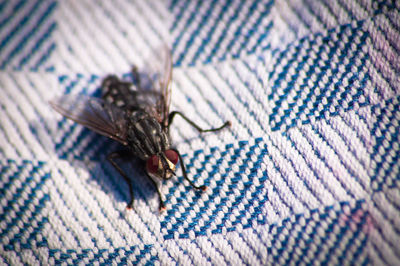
[90,150,162,212]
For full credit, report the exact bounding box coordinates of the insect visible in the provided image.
[50,48,230,211]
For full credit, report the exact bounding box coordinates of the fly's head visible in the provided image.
[146,149,179,179]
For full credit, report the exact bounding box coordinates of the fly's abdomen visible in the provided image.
[102,75,138,111]
[126,111,170,160]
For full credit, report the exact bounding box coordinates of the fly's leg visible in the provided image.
[145,173,166,212]
[107,151,135,210]
[167,113,230,191]
[131,66,141,88]
[168,111,231,132]
[172,148,207,191]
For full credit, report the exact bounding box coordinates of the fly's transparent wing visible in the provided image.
[154,46,172,119]
[138,46,172,123]
[50,94,128,145]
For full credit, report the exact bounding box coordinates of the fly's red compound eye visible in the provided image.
[146,155,159,174]
[165,149,178,165]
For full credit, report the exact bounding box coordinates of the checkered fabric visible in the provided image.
[1,0,400,265]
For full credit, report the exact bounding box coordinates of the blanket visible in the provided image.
[1,0,399,264]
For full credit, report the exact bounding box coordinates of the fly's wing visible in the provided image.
[50,94,128,145]
[148,46,172,122]
[134,46,172,123]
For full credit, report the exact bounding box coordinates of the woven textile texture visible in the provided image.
[1,0,400,265]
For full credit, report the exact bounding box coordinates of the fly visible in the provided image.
[50,48,230,211]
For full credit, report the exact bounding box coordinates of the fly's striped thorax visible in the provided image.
[126,110,170,160]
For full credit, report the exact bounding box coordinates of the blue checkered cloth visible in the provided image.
[1,0,400,264]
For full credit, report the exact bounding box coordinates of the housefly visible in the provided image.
[50,48,230,211]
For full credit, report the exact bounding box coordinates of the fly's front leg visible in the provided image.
[168,111,231,132]
[107,150,135,210]
[172,148,207,191]
[131,66,141,88]
[145,173,166,212]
